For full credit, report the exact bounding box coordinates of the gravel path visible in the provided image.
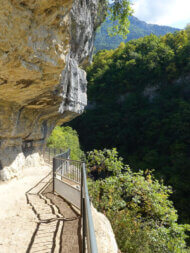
[0,165,51,253]
[42,183,81,253]
[0,165,81,253]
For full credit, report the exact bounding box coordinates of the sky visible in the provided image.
[132,0,190,29]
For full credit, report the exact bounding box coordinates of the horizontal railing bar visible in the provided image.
[53,158,83,163]
[82,163,98,253]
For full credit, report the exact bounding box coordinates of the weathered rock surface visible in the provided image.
[0,0,106,180]
[91,205,119,253]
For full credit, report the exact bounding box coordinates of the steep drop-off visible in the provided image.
[0,0,106,180]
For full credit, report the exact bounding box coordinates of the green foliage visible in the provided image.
[185,24,190,43]
[47,126,83,160]
[108,0,133,39]
[87,148,123,179]
[87,149,190,252]
[70,30,190,223]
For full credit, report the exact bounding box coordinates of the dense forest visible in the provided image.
[95,16,180,51]
[69,29,190,227]
[49,28,190,251]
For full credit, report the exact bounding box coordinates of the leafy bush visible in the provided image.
[87,149,190,252]
[87,148,123,179]
[47,126,84,160]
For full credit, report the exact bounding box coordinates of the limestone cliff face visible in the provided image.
[0,0,106,180]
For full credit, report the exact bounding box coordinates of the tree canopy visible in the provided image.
[108,0,133,38]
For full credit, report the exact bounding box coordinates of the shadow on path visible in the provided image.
[25,173,81,253]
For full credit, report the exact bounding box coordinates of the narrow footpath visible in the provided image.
[0,166,81,253]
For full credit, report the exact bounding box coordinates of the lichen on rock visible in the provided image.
[0,0,106,180]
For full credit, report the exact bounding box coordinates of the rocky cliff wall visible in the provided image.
[0,0,106,180]
[91,205,119,253]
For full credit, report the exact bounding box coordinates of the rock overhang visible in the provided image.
[0,0,106,180]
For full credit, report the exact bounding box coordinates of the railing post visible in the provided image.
[82,197,86,253]
[81,162,84,252]
[81,163,84,212]
[66,160,69,177]
[82,163,98,253]
[53,157,56,193]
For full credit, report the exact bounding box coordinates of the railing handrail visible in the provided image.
[55,148,70,156]
[54,157,82,163]
[82,162,98,253]
[42,147,70,164]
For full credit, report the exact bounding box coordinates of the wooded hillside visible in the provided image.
[70,30,190,224]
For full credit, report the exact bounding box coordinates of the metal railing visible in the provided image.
[55,158,82,184]
[52,150,98,253]
[42,147,70,164]
[81,163,98,253]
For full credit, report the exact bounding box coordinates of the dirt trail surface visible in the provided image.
[0,165,50,253]
[0,165,81,253]
[42,183,81,253]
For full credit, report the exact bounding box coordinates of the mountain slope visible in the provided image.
[95,16,180,51]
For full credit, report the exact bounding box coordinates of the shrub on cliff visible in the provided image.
[87,149,190,253]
